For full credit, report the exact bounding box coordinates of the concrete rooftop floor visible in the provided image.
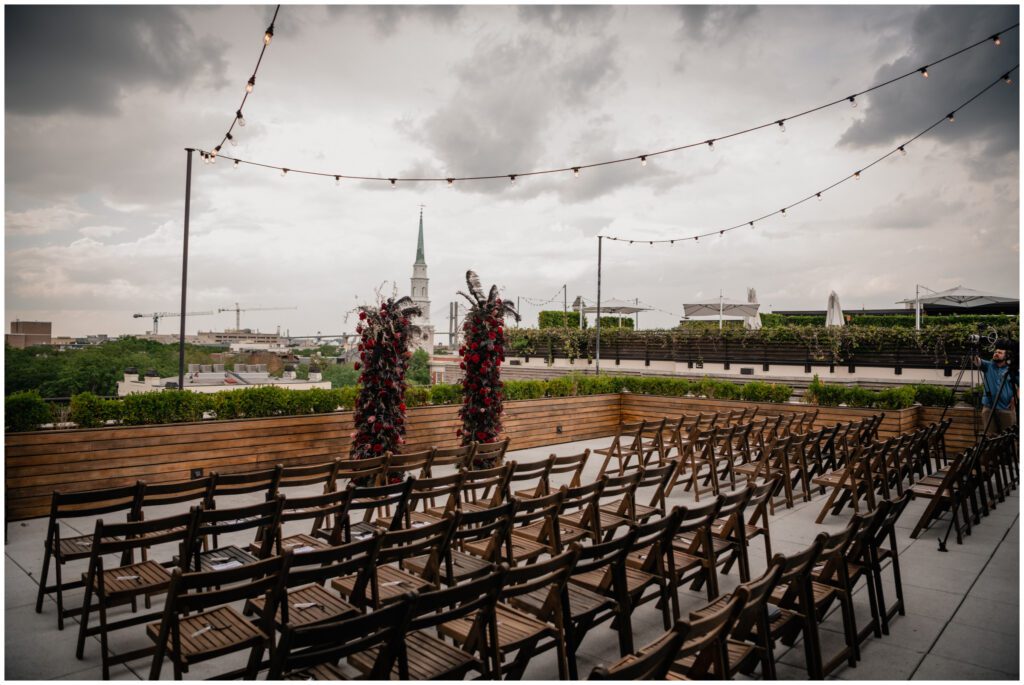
[5,436,1020,681]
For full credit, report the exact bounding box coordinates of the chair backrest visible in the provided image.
[744,477,777,525]
[799,408,819,433]
[635,461,677,513]
[386,449,434,478]
[90,508,198,566]
[571,527,639,588]
[600,470,642,516]
[459,462,512,507]
[773,533,828,607]
[843,501,888,565]
[724,557,785,642]
[450,501,517,566]
[675,586,749,677]
[872,492,912,550]
[429,444,476,473]
[512,489,568,550]
[186,496,285,566]
[589,620,691,680]
[813,520,859,585]
[406,471,466,519]
[507,456,554,499]
[377,513,458,585]
[347,477,415,530]
[284,533,383,610]
[270,592,417,680]
[48,482,142,537]
[471,438,510,468]
[712,486,753,542]
[131,477,211,521]
[160,552,291,624]
[560,479,606,540]
[547,449,589,489]
[206,465,283,506]
[500,546,580,621]
[674,499,721,556]
[628,507,683,574]
[336,455,389,485]
[277,459,341,493]
[280,486,355,545]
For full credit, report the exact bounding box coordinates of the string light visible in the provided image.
[226,132,236,146]
[947,112,956,122]
[596,64,1017,247]
[200,23,1018,188]
[246,76,255,94]
[640,155,648,167]
[281,168,288,177]
[210,145,220,159]
[265,24,274,45]
[236,110,246,127]
[446,178,454,187]
[1004,72,1014,84]
[509,175,517,186]
[993,34,1002,46]
[335,175,341,186]
[389,178,397,188]
[854,170,861,180]
[920,67,929,78]
[233,159,240,169]
[777,120,786,132]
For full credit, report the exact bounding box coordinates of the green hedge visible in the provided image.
[538,310,580,329]
[763,313,1017,329]
[5,390,53,432]
[805,375,919,409]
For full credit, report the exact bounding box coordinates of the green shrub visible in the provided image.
[503,380,546,400]
[404,385,431,408]
[805,375,916,409]
[285,387,344,414]
[740,381,793,404]
[961,384,984,407]
[546,376,577,397]
[337,386,359,410]
[429,383,461,405]
[912,384,954,407]
[575,374,619,395]
[598,317,634,329]
[121,390,209,425]
[5,390,53,431]
[70,392,122,428]
[538,310,580,329]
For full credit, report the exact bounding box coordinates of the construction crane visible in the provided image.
[218,302,298,332]
[133,311,214,335]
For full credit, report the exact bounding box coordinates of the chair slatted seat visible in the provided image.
[588,620,691,680]
[336,477,414,541]
[183,497,284,573]
[668,588,749,679]
[498,490,568,561]
[408,501,515,584]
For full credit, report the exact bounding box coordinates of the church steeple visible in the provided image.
[415,206,426,265]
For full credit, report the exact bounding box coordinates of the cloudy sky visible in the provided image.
[5,4,1020,338]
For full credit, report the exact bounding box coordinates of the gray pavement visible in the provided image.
[5,436,1019,680]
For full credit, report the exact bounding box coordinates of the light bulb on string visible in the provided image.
[389,178,397,188]
[264,25,274,45]
[992,34,1002,46]
[920,67,929,78]
[707,139,715,151]
[854,170,861,180]
[210,145,220,159]
[781,208,787,218]
[639,156,647,167]
[246,76,255,93]
[777,120,786,133]
[509,175,517,186]
[572,167,580,178]
[947,112,955,122]
[335,176,341,186]
[899,146,907,156]
[280,168,288,177]
[816,192,822,201]
[1004,73,1014,84]
[226,133,236,146]
[236,110,246,127]
[202,153,209,165]
[848,96,857,108]
[749,221,755,229]
[233,160,240,169]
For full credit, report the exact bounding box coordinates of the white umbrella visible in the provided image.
[897,284,1019,330]
[582,297,651,328]
[744,287,762,330]
[683,292,760,331]
[826,290,844,327]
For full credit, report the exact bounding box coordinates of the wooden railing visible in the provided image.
[4,393,989,521]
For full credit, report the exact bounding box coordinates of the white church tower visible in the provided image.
[410,207,435,353]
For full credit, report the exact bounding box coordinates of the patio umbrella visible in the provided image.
[897,285,1019,330]
[582,297,651,328]
[826,290,844,327]
[683,292,760,331]
[744,287,762,330]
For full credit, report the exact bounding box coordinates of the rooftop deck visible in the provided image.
[5,436,1018,680]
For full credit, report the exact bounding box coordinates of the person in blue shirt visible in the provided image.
[974,340,1018,435]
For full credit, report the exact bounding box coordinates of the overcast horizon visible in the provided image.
[5,4,1020,339]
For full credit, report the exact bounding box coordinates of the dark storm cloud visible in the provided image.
[839,5,1019,153]
[401,33,629,198]
[5,6,228,116]
[325,5,462,37]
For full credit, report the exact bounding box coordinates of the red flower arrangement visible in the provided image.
[350,296,422,462]
[457,270,520,468]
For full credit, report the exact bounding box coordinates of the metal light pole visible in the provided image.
[178,148,194,390]
[596,236,603,375]
[563,284,568,328]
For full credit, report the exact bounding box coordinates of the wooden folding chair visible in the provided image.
[608,461,677,523]
[638,417,669,467]
[687,557,785,679]
[446,462,512,513]
[35,482,143,629]
[341,477,414,541]
[508,456,555,499]
[276,458,341,498]
[807,522,862,677]
[694,486,754,586]
[569,527,642,654]
[595,420,646,476]
[472,437,511,469]
[544,449,590,491]
[411,500,516,584]
[248,532,382,631]
[443,546,581,679]
[552,479,608,544]
[868,493,912,633]
[504,489,573,560]
[273,486,355,555]
[765,533,828,679]
[620,508,684,627]
[429,443,476,475]
[204,465,283,509]
[379,471,465,528]
[589,620,691,680]
[147,552,292,680]
[349,568,508,679]
[385,448,434,480]
[813,442,875,523]
[267,591,417,680]
[908,449,971,540]
[333,513,458,607]
[670,499,723,601]
[668,587,749,679]
[75,509,198,679]
[183,497,284,572]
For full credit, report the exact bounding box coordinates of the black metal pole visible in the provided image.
[596,236,602,375]
[178,148,194,390]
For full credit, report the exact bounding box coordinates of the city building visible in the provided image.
[195,329,283,345]
[117,364,331,396]
[6,320,51,348]
[409,207,435,353]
